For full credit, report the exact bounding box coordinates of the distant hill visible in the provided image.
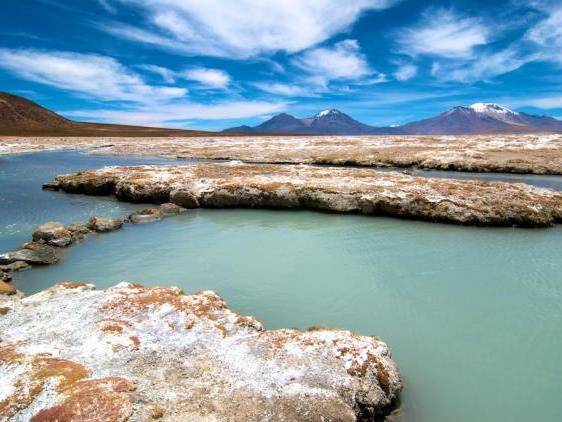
[224,103,562,135]
[0,92,212,137]
[0,92,73,129]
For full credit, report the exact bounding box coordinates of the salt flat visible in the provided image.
[2,134,562,174]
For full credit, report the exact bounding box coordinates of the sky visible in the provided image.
[1,0,562,130]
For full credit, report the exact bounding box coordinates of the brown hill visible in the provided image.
[0,92,212,137]
[0,92,74,129]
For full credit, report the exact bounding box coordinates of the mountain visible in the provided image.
[3,92,561,136]
[224,103,562,135]
[224,109,401,135]
[0,92,213,137]
[401,103,562,135]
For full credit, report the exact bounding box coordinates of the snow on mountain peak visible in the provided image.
[469,103,518,115]
[315,109,341,118]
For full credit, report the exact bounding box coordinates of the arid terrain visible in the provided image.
[45,161,562,227]
[2,133,562,174]
[0,282,401,420]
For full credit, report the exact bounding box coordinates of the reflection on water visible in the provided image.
[2,151,562,422]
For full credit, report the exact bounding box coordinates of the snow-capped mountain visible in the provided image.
[401,103,562,135]
[469,103,514,114]
[223,103,562,135]
[224,109,399,135]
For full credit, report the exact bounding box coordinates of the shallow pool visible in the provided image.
[3,151,562,421]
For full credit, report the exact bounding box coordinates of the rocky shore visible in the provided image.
[0,282,402,421]
[2,134,561,174]
[0,205,187,290]
[45,162,562,227]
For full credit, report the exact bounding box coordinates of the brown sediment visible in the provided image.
[0,282,402,421]
[2,134,562,174]
[45,162,562,227]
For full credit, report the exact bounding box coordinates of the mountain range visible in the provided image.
[224,103,562,135]
[1,92,561,136]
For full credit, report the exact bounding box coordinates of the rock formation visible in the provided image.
[45,162,562,227]
[0,282,402,420]
[87,216,124,232]
[0,205,189,287]
[32,221,74,247]
[0,242,59,266]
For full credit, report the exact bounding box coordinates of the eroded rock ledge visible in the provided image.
[0,282,402,421]
[45,162,562,227]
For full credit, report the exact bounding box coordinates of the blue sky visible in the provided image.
[1,0,562,130]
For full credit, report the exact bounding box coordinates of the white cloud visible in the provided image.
[103,0,396,58]
[0,49,186,103]
[394,63,417,81]
[138,64,177,83]
[67,100,287,126]
[398,9,491,58]
[97,0,117,14]
[525,5,562,64]
[292,39,374,86]
[515,96,562,109]
[253,82,313,97]
[138,64,231,89]
[181,67,230,89]
[431,46,537,83]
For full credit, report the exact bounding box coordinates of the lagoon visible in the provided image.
[3,151,562,421]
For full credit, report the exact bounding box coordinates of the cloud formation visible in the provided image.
[0,48,285,126]
[292,40,376,87]
[67,101,287,126]
[102,0,395,58]
[397,9,491,59]
[393,63,417,81]
[181,67,230,89]
[0,49,186,103]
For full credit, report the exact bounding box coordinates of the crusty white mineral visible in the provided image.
[0,282,402,421]
[2,134,562,174]
[45,162,562,227]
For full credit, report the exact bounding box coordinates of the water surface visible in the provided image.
[2,151,562,422]
[0,150,176,251]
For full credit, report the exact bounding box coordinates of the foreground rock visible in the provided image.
[0,282,402,420]
[128,207,162,224]
[0,279,16,295]
[45,162,562,227]
[2,134,562,174]
[87,216,123,232]
[32,221,73,247]
[159,202,188,216]
[0,242,59,265]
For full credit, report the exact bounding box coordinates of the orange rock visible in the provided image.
[31,377,136,422]
[0,280,16,295]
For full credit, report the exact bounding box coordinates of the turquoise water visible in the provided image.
[0,151,177,252]
[2,152,562,421]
